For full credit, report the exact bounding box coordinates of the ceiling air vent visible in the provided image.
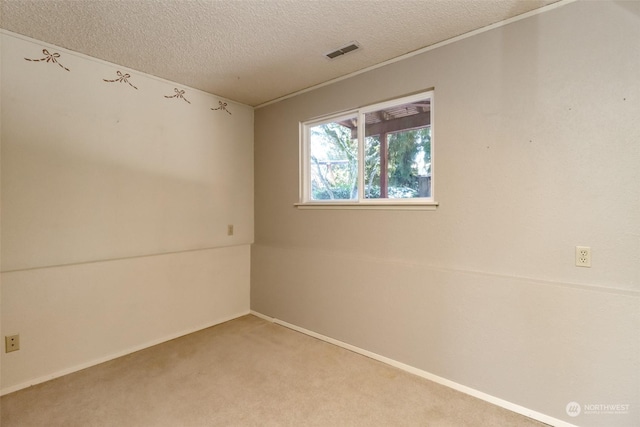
[325,41,360,59]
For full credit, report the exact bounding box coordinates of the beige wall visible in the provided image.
[1,32,253,392]
[252,2,639,426]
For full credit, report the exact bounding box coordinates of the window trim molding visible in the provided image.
[298,90,437,209]
[294,201,439,211]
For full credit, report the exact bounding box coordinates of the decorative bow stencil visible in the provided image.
[211,101,232,115]
[25,48,70,71]
[21,46,234,119]
[103,71,138,89]
[164,88,191,104]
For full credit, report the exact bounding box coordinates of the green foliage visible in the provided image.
[387,127,431,190]
[310,122,358,200]
[310,123,431,200]
[365,127,431,198]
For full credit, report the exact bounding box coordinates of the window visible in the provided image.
[298,91,436,209]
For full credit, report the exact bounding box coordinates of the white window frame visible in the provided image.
[297,90,437,210]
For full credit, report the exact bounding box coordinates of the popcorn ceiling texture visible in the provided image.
[0,0,558,106]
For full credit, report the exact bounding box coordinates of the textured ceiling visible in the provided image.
[1,0,560,107]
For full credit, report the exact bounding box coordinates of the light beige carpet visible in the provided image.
[1,315,548,426]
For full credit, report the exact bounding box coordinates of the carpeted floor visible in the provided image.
[1,315,547,426]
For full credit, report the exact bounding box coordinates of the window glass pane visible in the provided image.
[309,118,358,200]
[364,98,431,199]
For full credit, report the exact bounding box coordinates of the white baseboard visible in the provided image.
[1,310,250,396]
[250,310,575,427]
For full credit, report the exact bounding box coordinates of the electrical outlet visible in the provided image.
[227,224,234,236]
[575,246,591,267]
[5,335,20,353]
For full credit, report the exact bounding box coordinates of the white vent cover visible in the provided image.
[325,41,360,59]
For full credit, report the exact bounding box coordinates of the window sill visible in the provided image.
[294,201,439,211]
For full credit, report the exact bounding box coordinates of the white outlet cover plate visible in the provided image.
[575,246,591,267]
